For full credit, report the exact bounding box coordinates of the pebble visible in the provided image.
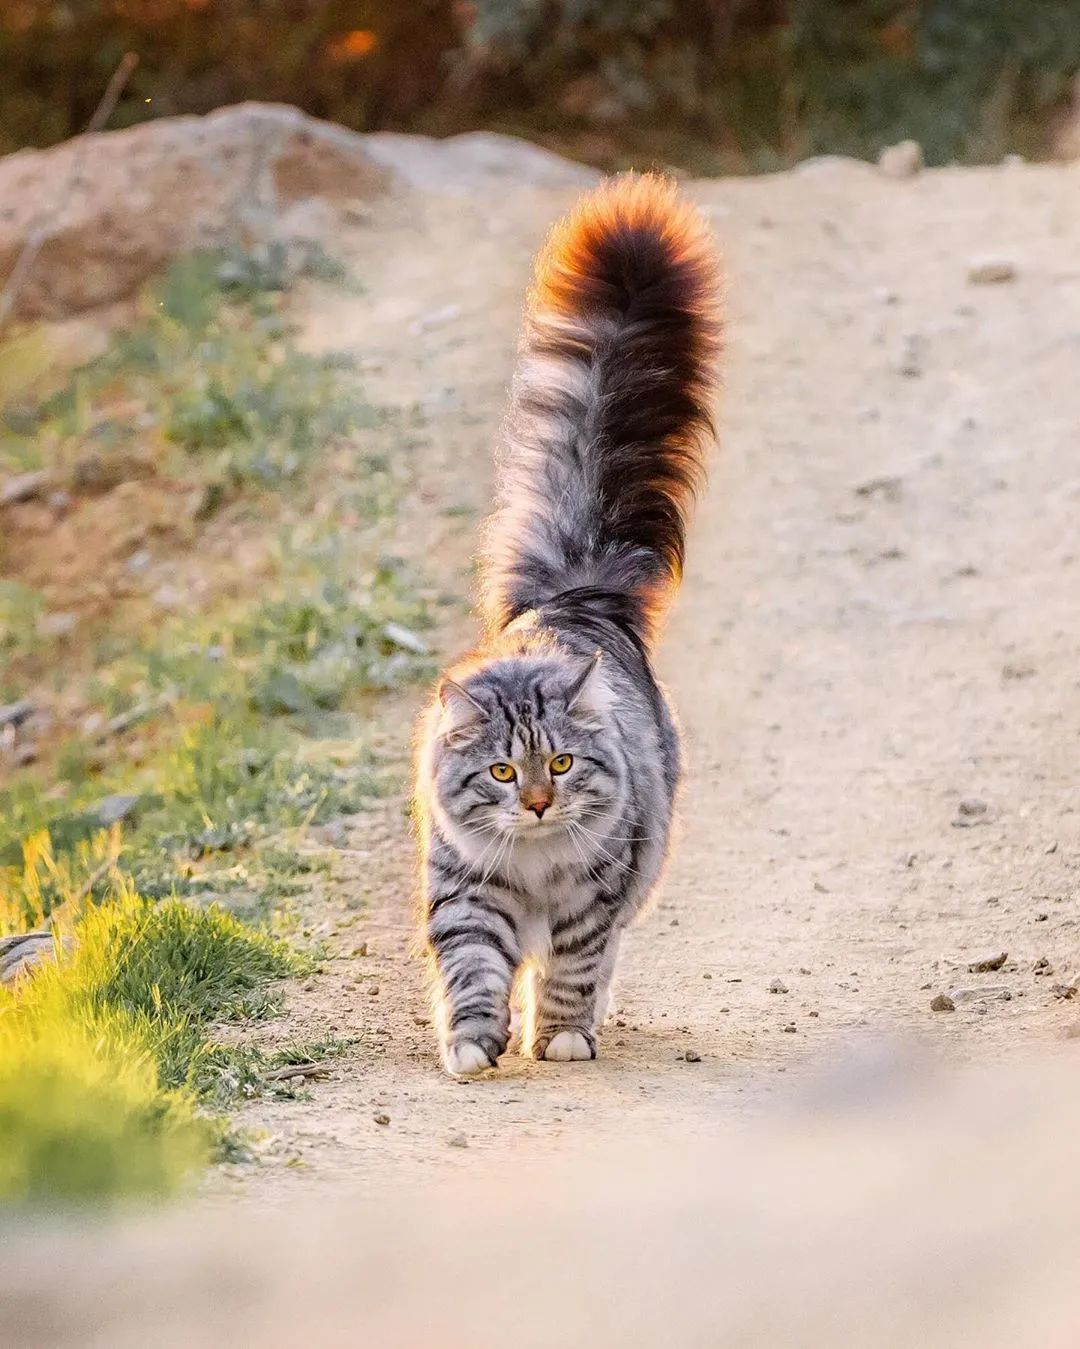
[1033,957,1053,976]
[897,333,925,377]
[1051,984,1077,1001]
[373,1112,390,1126]
[967,256,1017,284]
[781,1023,797,1033]
[36,611,77,639]
[968,951,1008,973]
[682,1049,702,1063]
[94,793,141,827]
[0,699,36,730]
[1044,840,1058,855]
[930,993,956,1012]
[768,978,789,995]
[958,798,988,818]
[382,621,430,655]
[447,1132,468,1148]
[951,985,1011,1003]
[877,139,923,178]
[0,470,49,505]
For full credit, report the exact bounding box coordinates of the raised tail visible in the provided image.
[481,173,722,646]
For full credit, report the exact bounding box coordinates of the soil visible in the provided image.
[216,154,1079,1200]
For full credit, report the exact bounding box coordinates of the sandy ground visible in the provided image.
[213,154,1079,1200]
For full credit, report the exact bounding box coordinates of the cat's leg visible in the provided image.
[427,888,521,1076]
[531,909,625,1063]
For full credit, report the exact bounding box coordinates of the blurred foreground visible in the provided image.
[4,1049,1080,1348]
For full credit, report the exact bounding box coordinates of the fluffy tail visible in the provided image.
[481,173,722,646]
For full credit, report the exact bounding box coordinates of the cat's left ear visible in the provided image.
[566,650,613,719]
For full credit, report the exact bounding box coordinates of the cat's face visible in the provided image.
[429,655,621,854]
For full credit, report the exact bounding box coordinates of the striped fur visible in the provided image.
[416,175,722,1075]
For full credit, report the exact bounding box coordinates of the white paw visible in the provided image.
[542,1030,595,1063]
[444,1040,493,1076]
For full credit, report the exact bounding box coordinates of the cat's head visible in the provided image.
[426,652,621,852]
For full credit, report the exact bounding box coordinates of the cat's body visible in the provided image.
[415,175,721,1075]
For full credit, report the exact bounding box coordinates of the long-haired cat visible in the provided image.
[416,174,722,1074]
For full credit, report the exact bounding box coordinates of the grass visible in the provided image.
[0,882,299,1206]
[0,242,435,1206]
[1,244,367,494]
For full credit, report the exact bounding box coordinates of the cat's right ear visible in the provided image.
[437,679,486,746]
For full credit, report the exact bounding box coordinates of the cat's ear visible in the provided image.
[437,679,487,746]
[565,650,613,719]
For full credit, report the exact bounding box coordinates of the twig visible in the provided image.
[0,52,139,330]
[264,1062,332,1083]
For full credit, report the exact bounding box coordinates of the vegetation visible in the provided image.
[0,246,434,1204]
[1,3,1079,170]
[0,885,297,1205]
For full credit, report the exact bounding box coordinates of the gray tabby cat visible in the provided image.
[416,173,722,1074]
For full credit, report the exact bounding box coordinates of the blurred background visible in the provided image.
[4,0,1080,170]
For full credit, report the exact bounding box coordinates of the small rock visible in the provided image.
[781,1022,797,1034]
[0,932,71,984]
[878,140,923,178]
[48,489,73,514]
[94,793,141,827]
[367,984,380,996]
[683,1049,702,1063]
[702,972,713,979]
[930,993,955,1012]
[967,256,1016,285]
[408,303,461,336]
[958,798,988,818]
[447,1132,469,1148]
[382,621,430,655]
[36,611,77,640]
[1044,840,1058,855]
[951,985,1010,1003]
[768,978,789,995]
[0,699,36,729]
[1033,957,1054,976]
[373,1112,390,1126]
[0,470,50,506]
[1051,984,1077,1001]
[897,333,925,377]
[315,820,348,848]
[968,951,1008,973]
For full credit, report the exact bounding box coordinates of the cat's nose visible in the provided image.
[523,793,551,819]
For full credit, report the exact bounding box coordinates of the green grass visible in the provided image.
[0,242,434,1206]
[1,245,370,493]
[0,884,299,1206]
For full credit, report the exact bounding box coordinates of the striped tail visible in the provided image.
[481,172,722,646]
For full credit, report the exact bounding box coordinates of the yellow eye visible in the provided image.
[550,753,573,776]
[490,763,516,783]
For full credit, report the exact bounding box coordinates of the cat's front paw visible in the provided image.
[536,1028,597,1063]
[443,1038,497,1076]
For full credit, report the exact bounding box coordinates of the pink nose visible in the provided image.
[523,794,551,818]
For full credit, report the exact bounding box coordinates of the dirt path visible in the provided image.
[218,156,1079,1200]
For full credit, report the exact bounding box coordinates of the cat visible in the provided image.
[415,173,722,1075]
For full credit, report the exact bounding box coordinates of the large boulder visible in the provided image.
[0,106,596,321]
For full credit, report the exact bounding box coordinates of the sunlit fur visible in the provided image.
[416,174,722,1075]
